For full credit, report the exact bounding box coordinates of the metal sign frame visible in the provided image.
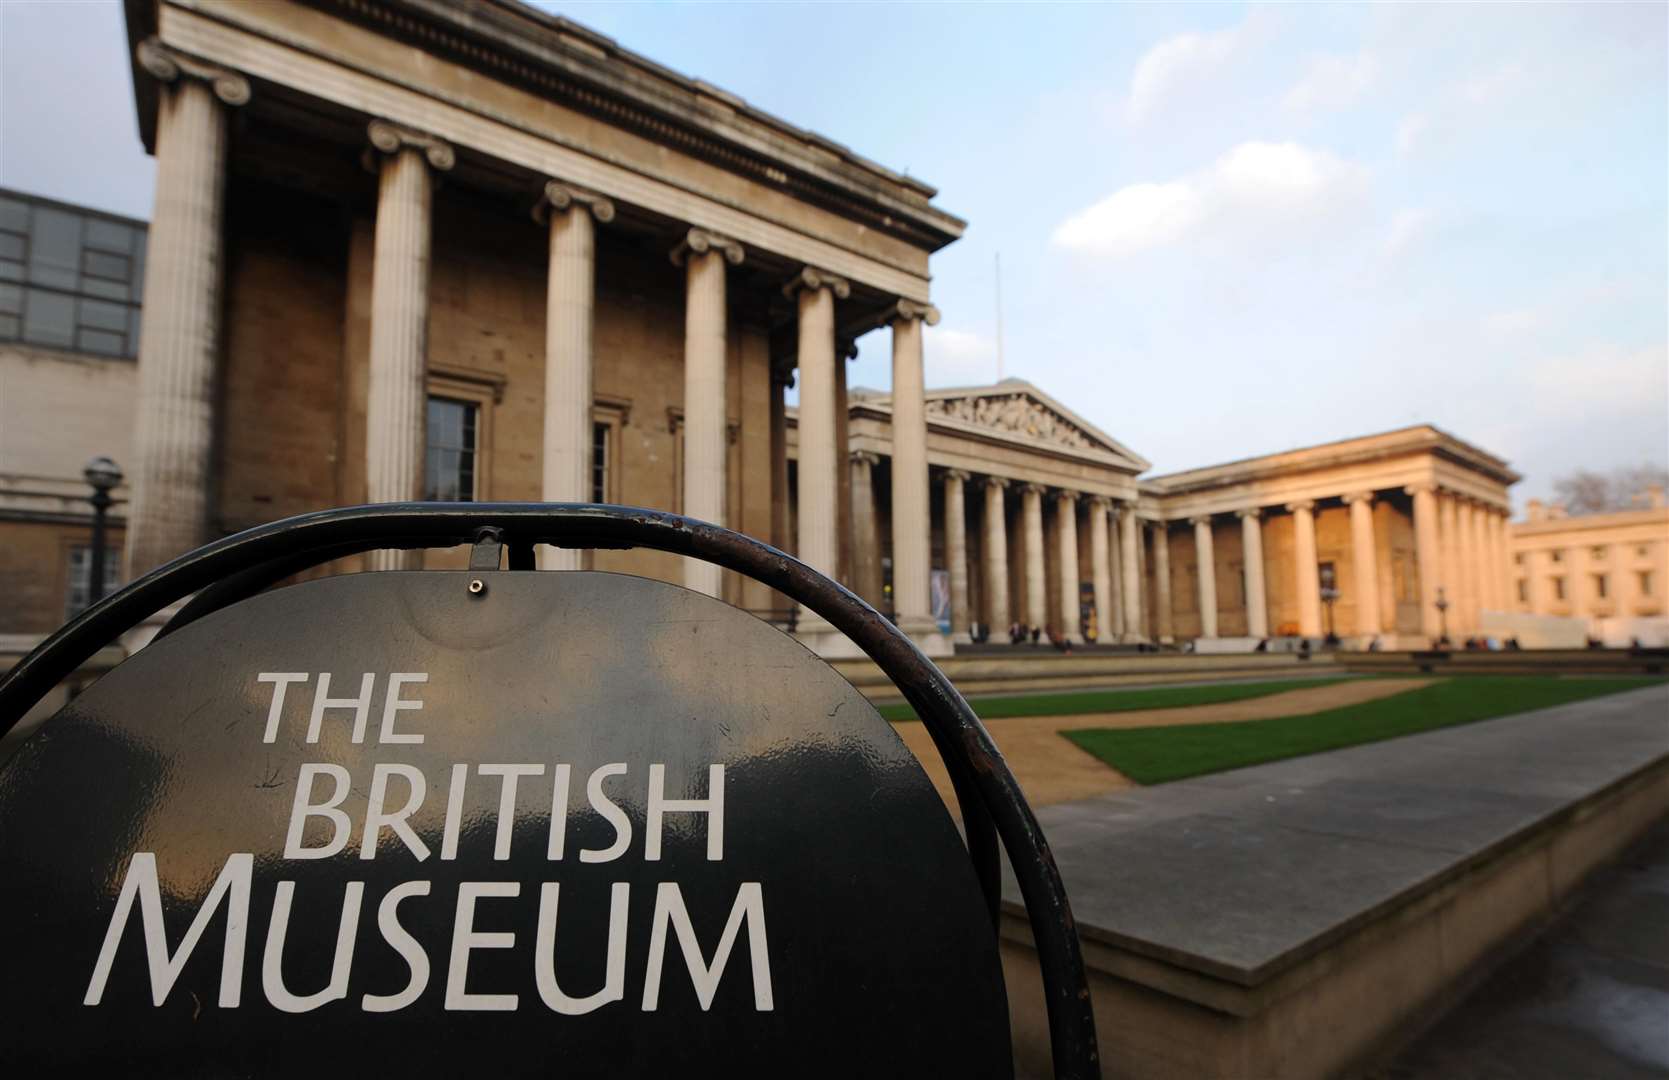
[0,502,1098,1079]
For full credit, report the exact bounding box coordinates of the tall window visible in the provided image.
[1552,576,1566,601]
[592,421,609,503]
[1517,580,1528,603]
[1594,573,1608,600]
[1641,570,1655,597]
[424,397,477,501]
[0,191,145,358]
[66,546,121,618]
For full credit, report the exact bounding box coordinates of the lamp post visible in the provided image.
[1320,584,1340,641]
[83,456,123,606]
[1435,585,1451,648]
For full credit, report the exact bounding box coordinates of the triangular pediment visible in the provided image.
[919,379,1151,471]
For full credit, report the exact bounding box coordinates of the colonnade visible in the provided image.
[121,41,944,652]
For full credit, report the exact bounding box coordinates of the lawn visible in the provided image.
[1064,675,1666,786]
[877,676,1349,723]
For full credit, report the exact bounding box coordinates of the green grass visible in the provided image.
[878,676,1349,722]
[1064,675,1666,786]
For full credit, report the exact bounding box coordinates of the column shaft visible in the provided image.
[1152,520,1172,642]
[125,79,233,577]
[1120,505,1143,640]
[1023,485,1046,632]
[946,472,970,642]
[1057,493,1082,643]
[794,287,838,579]
[984,480,1011,632]
[1090,499,1111,644]
[1240,510,1268,638]
[1192,517,1218,639]
[1346,493,1382,638]
[1408,487,1442,639]
[1290,502,1323,637]
[1457,500,1479,632]
[540,204,596,570]
[681,247,728,595]
[850,453,881,606]
[891,314,933,635]
[365,147,437,570]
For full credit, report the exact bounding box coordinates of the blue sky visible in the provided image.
[3,1,1664,504]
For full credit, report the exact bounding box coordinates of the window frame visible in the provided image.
[423,369,499,502]
[64,543,122,620]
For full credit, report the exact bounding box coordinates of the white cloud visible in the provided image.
[924,326,998,387]
[1397,62,1531,158]
[1126,23,1244,124]
[1052,141,1370,259]
[1527,342,1668,410]
[1383,207,1434,257]
[1282,52,1379,113]
[1482,309,1541,338]
[1395,114,1427,156]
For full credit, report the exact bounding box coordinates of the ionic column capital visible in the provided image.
[891,299,941,327]
[1235,506,1262,520]
[1056,489,1079,506]
[985,475,1010,491]
[1404,481,1438,497]
[136,37,250,106]
[1189,515,1213,527]
[943,468,971,483]
[849,450,881,468]
[1342,491,1374,506]
[365,119,455,172]
[782,267,851,301]
[671,227,743,267]
[534,180,614,225]
[1088,494,1112,511]
[1286,499,1317,514]
[1019,482,1047,496]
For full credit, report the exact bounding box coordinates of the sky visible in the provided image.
[2,1,1664,506]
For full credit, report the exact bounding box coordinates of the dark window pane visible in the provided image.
[131,232,146,302]
[0,283,19,314]
[0,198,26,232]
[0,260,21,282]
[22,288,74,347]
[0,232,22,260]
[592,421,608,502]
[82,249,130,282]
[424,397,478,501]
[83,219,132,254]
[29,208,80,290]
[77,328,126,356]
[128,307,143,356]
[81,278,127,301]
[78,297,128,332]
[0,314,18,339]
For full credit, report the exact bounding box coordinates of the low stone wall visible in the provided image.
[1342,647,1667,677]
[997,686,1669,1079]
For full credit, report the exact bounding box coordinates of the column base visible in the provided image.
[896,614,954,659]
[951,630,973,646]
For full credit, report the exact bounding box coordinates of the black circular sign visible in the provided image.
[0,571,1009,1076]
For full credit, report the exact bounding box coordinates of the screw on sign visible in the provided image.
[0,569,1014,1076]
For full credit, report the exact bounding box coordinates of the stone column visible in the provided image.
[850,451,882,607]
[1108,504,1127,640]
[671,228,745,595]
[785,269,849,635]
[1288,500,1323,638]
[1406,484,1443,639]
[123,41,249,578]
[1021,484,1047,632]
[1494,509,1514,613]
[1238,508,1268,639]
[1344,492,1382,639]
[1472,502,1496,615]
[1438,490,1462,635]
[1191,516,1218,639]
[1151,520,1172,643]
[1089,497,1112,644]
[1120,502,1144,641]
[889,300,941,642]
[983,478,1011,632]
[534,180,614,570]
[1456,498,1479,632]
[945,470,971,643]
[363,120,454,571]
[1056,492,1082,643]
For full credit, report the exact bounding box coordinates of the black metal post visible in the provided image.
[83,456,123,607]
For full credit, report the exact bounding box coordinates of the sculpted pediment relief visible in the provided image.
[926,392,1099,452]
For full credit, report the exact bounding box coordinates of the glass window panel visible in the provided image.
[0,259,22,282]
[592,421,608,502]
[82,250,130,282]
[0,232,22,260]
[66,546,123,618]
[128,307,143,356]
[28,208,80,290]
[78,297,128,332]
[0,198,26,232]
[0,314,18,339]
[424,397,477,502]
[22,288,74,347]
[77,328,126,356]
[0,283,19,314]
[131,232,146,302]
[84,219,132,254]
[81,278,127,302]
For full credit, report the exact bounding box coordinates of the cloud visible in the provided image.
[1282,52,1379,113]
[1126,23,1244,124]
[1383,207,1434,257]
[1482,309,1541,338]
[1395,114,1427,156]
[1397,62,1531,157]
[1052,141,1370,259]
[924,326,998,387]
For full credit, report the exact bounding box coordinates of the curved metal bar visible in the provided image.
[0,503,1099,1078]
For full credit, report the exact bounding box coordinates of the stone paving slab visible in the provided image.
[1003,683,1669,985]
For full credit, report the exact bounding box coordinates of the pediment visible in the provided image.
[921,380,1151,471]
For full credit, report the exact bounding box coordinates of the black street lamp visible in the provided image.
[1435,585,1451,648]
[83,456,123,607]
[1320,583,1340,641]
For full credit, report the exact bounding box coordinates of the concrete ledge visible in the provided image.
[1342,647,1668,677]
[998,684,1669,1079]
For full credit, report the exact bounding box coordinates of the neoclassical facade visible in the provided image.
[1508,495,1668,643]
